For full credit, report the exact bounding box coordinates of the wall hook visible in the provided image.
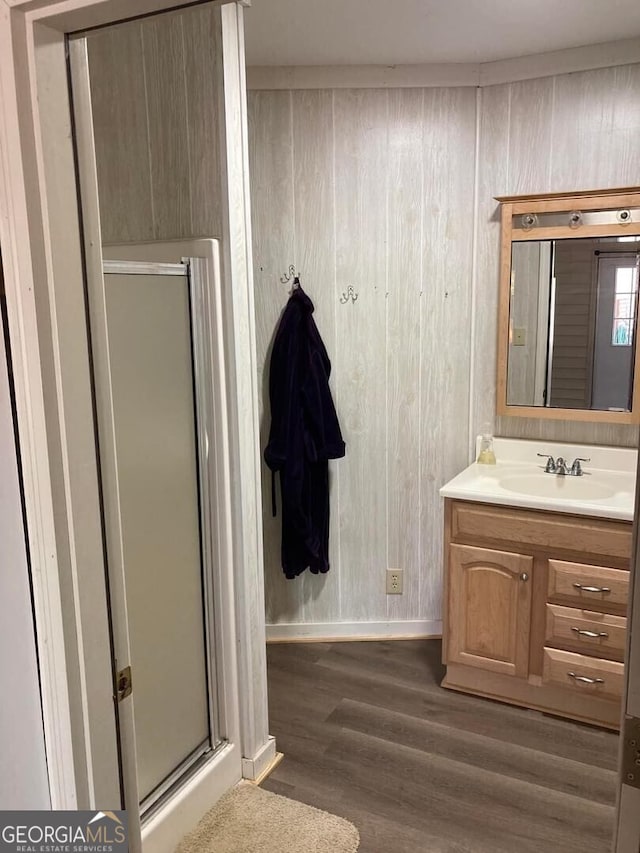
[280,264,297,284]
[340,285,358,304]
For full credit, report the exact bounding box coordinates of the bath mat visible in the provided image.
[175,782,360,853]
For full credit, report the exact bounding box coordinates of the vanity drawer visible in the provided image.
[542,648,624,703]
[547,560,629,614]
[545,604,626,661]
[450,501,631,561]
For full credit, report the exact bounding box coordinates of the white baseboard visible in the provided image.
[241,735,276,781]
[266,620,442,643]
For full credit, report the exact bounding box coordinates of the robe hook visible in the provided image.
[280,264,297,284]
[340,285,358,304]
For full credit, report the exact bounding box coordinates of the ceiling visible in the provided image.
[244,0,640,66]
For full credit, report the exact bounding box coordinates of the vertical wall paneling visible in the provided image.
[250,85,477,630]
[141,14,192,240]
[87,25,154,244]
[247,91,302,623]
[386,88,423,622]
[87,5,224,245]
[291,89,340,623]
[508,77,554,196]
[420,87,476,621]
[499,79,554,415]
[182,6,223,238]
[609,64,640,188]
[252,62,640,634]
[552,66,635,192]
[471,83,510,450]
[333,90,389,622]
[498,410,640,447]
[488,66,640,446]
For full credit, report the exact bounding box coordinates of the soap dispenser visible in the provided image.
[477,430,496,465]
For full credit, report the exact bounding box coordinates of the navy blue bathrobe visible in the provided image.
[264,287,345,579]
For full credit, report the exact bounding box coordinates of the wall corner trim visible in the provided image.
[241,736,277,782]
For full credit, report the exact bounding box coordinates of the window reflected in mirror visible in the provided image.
[612,265,637,346]
[507,237,640,411]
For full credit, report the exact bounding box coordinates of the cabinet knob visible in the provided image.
[520,572,529,582]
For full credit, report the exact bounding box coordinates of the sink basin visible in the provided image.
[439,437,636,520]
[499,474,616,501]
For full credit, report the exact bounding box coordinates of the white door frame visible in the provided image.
[0,0,272,816]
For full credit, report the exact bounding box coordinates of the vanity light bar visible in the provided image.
[513,208,640,231]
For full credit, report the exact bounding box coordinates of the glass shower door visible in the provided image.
[97,259,221,812]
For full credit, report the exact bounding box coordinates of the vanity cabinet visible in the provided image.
[448,545,532,679]
[442,499,632,729]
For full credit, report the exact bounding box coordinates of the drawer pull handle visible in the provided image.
[567,671,605,686]
[572,583,611,594]
[570,627,609,639]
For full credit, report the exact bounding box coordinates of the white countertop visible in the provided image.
[440,437,637,522]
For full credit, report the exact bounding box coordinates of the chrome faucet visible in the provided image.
[569,457,590,477]
[537,453,590,476]
[537,453,557,473]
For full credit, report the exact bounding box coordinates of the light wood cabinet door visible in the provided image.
[448,544,533,678]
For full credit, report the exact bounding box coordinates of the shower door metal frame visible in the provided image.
[98,257,226,819]
[187,254,229,759]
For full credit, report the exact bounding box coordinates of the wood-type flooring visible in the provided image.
[262,639,618,853]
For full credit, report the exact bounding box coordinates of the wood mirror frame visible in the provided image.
[496,187,640,424]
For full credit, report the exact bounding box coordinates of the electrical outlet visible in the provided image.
[386,568,404,595]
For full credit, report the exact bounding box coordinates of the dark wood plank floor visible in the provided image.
[262,639,619,853]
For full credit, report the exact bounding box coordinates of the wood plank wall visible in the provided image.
[476,68,640,446]
[87,4,223,244]
[86,27,640,634]
[251,65,640,631]
[249,88,477,629]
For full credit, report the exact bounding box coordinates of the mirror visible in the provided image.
[508,237,639,411]
[496,188,640,423]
